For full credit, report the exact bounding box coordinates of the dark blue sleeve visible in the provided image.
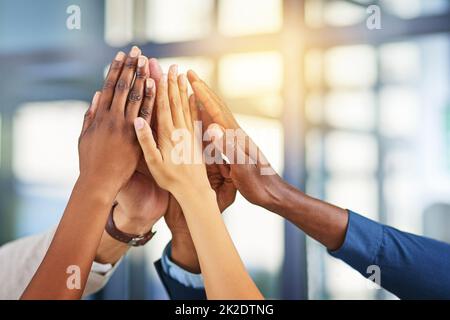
[329,211,450,299]
[154,259,206,300]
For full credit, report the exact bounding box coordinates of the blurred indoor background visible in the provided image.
[0,0,449,300]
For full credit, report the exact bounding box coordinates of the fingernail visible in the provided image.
[115,51,126,61]
[138,56,147,68]
[161,74,168,83]
[92,91,101,104]
[130,46,140,58]
[169,65,178,81]
[146,79,154,96]
[146,78,154,90]
[134,117,145,130]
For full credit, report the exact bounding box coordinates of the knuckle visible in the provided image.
[136,70,146,79]
[139,106,152,119]
[103,80,115,90]
[128,90,142,102]
[125,58,136,69]
[84,109,93,119]
[110,60,122,71]
[116,79,129,92]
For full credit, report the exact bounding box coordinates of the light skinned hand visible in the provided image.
[133,66,211,197]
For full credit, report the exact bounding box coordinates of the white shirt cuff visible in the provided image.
[83,258,122,296]
[91,261,114,275]
[161,242,204,289]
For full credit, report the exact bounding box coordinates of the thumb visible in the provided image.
[134,117,162,166]
[206,123,248,165]
[81,91,101,137]
[206,123,226,154]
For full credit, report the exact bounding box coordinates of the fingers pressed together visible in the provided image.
[84,46,258,194]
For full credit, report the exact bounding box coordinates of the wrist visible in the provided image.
[259,175,287,210]
[113,204,155,235]
[95,229,128,265]
[173,184,215,205]
[74,176,117,207]
[76,174,118,205]
[171,178,214,201]
[262,176,304,214]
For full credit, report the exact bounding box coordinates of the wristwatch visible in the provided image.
[105,203,155,247]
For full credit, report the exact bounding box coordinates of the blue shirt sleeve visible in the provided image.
[329,210,450,299]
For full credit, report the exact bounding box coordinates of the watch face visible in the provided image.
[128,239,138,246]
[128,236,145,246]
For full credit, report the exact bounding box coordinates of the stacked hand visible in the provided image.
[21,47,171,299]
[79,48,151,196]
[91,53,276,289]
[23,47,263,300]
[83,50,169,264]
[21,43,440,302]
[186,71,284,211]
[80,50,270,298]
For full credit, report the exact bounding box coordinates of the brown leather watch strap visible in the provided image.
[105,203,155,247]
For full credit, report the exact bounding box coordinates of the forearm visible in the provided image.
[21,177,116,299]
[95,203,151,264]
[175,188,262,300]
[95,233,129,265]
[264,178,349,251]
